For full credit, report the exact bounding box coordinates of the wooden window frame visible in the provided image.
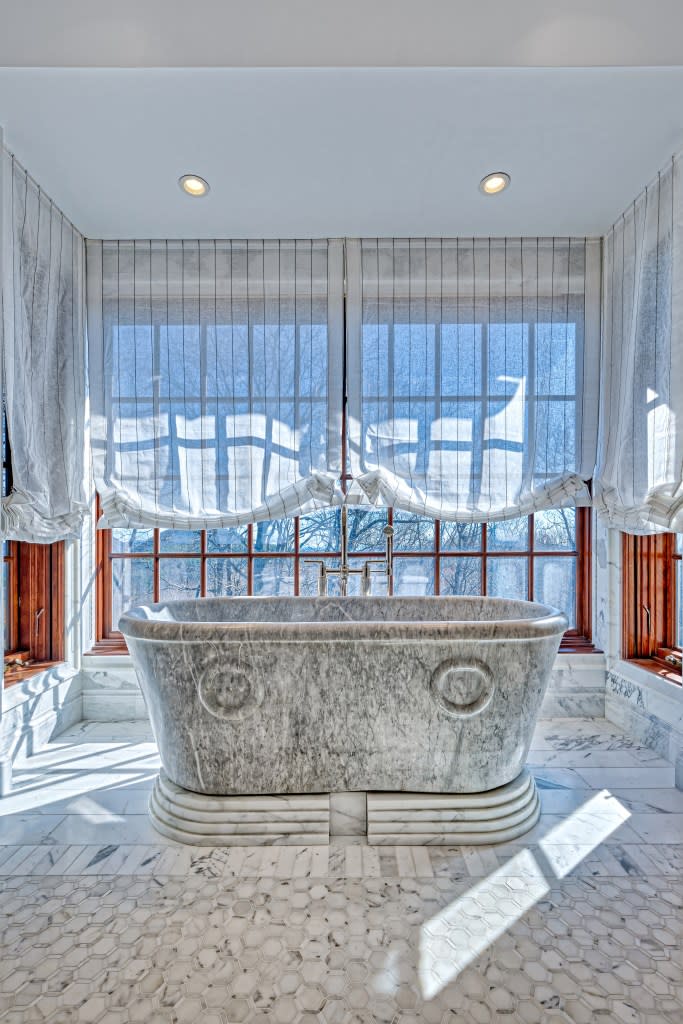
[3,541,65,686]
[622,532,682,683]
[3,410,66,686]
[92,506,594,655]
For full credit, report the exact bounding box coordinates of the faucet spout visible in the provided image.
[304,505,394,597]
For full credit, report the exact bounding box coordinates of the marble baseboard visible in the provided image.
[82,689,148,721]
[367,770,540,846]
[606,667,683,782]
[149,772,330,845]
[539,654,606,719]
[1,666,82,769]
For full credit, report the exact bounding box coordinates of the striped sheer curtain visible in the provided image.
[595,154,683,533]
[86,239,344,529]
[1,148,86,542]
[345,237,601,522]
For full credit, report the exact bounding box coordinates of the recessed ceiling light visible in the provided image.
[179,174,210,197]
[479,171,511,195]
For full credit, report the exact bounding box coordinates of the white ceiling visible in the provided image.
[1,68,682,239]
[3,1,683,68]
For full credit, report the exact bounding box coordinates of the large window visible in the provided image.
[622,533,682,681]
[95,506,592,652]
[2,416,65,685]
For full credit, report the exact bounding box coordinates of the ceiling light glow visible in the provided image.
[179,174,210,197]
[479,171,510,195]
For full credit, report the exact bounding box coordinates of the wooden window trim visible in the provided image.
[91,506,594,656]
[622,532,682,683]
[3,541,65,687]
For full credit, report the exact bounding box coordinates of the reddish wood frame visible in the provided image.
[93,507,594,655]
[622,532,682,681]
[4,541,65,686]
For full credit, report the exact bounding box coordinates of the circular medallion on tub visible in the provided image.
[429,658,495,718]
[197,664,264,722]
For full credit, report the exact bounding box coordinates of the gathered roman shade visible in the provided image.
[345,237,601,521]
[1,148,87,542]
[86,239,344,529]
[595,155,683,533]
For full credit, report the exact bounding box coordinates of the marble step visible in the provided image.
[367,770,540,846]
[150,772,330,846]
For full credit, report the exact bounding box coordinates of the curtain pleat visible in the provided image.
[87,239,344,529]
[345,237,601,522]
[1,149,87,542]
[595,155,683,534]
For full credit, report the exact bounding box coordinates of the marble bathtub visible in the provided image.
[120,596,566,844]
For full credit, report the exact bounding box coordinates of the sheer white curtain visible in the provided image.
[86,239,344,529]
[1,149,86,542]
[595,155,683,533]
[345,237,601,521]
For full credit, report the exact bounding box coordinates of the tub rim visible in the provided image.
[119,595,568,644]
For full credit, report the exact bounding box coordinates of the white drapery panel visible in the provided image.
[345,237,601,522]
[595,155,683,533]
[86,239,344,529]
[1,149,87,542]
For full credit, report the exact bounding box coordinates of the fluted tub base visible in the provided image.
[149,769,540,847]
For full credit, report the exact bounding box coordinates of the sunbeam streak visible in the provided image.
[418,790,631,998]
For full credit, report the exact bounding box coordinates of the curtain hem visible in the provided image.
[345,469,592,523]
[1,495,86,543]
[96,472,344,530]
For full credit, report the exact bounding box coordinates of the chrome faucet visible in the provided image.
[304,505,394,597]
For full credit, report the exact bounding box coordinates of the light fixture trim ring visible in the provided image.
[479,171,511,195]
[179,173,211,197]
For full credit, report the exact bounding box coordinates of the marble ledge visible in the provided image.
[2,663,80,714]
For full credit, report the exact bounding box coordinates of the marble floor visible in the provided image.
[1,718,682,1023]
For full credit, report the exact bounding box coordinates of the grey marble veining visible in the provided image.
[120,596,566,798]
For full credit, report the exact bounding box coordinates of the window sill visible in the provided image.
[624,657,682,687]
[86,639,130,656]
[3,660,63,688]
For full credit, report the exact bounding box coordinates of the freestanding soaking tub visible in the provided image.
[120,596,566,845]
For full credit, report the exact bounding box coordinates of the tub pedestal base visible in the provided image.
[150,771,330,845]
[150,769,540,846]
[366,770,540,845]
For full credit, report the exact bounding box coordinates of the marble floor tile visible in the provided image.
[0,716,682,1023]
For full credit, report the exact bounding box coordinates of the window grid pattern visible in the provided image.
[97,507,591,651]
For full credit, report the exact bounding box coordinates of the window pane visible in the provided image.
[207,527,249,553]
[253,519,295,553]
[393,512,435,551]
[112,528,154,554]
[393,557,435,595]
[676,558,683,648]
[112,558,154,625]
[300,509,340,552]
[348,508,388,552]
[488,518,529,551]
[535,556,576,628]
[440,522,483,552]
[159,559,201,601]
[3,561,10,651]
[206,558,248,597]
[301,557,339,596]
[487,557,528,600]
[534,508,576,551]
[252,557,295,595]
[440,556,481,596]
[159,529,200,554]
[348,556,390,596]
